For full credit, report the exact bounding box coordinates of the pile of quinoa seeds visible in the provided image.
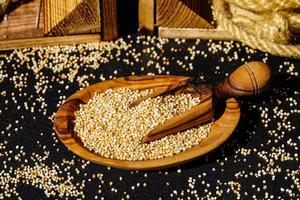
[74,88,212,160]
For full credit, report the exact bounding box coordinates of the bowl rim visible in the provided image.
[54,75,240,170]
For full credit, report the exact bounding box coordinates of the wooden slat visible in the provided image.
[156,0,213,29]
[138,0,155,31]
[44,0,100,36]
[0,0,44,40]
[158,27,235,40]
[100,0,118,40]
[0,34,100,51]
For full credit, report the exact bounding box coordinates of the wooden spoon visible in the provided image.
[136,61,271,143]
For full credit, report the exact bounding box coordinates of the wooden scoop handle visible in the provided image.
[214,61,271,99]
[142,61,271,143]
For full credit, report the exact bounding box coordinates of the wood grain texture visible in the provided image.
[44,0,100,36]
[100,0,118,41]
[0,34,100,51]
[54,75,241,170]
[158,27,235,40]
[139,0,234,40]
[156,0,213,29]
[138,0,155,31]
[215,61,272,99]
[0,0,44,40]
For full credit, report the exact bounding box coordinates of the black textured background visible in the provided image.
[0,33,299,199]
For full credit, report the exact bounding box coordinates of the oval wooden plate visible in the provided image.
[54,75,240,170]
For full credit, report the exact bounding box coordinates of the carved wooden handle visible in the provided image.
[215,61,271,99]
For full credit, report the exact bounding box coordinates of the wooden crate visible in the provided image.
[0,0,118,50]
[139,0,235,40]
[44,0,101,36]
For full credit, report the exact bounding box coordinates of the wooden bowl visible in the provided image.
[54,75,240,170]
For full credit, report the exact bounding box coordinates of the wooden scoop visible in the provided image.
[134,61,271,143]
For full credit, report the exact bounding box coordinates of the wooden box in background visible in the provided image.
[44,0,101,36]
[0,0,119,50]
[139,0,233,40]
